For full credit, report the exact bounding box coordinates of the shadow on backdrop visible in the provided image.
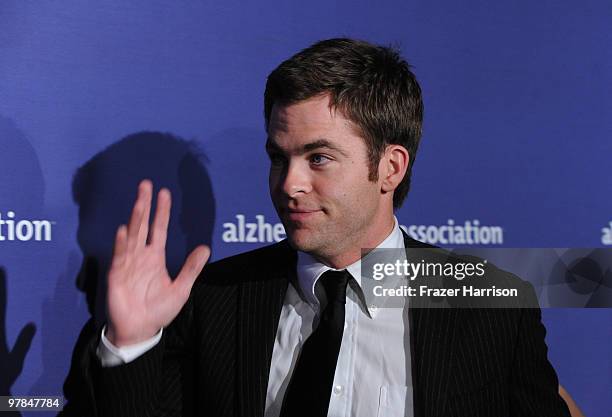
[546,249,612,307]
[27,249,88,409]
[0,115,45,416]
[60,131,215,416]
[0,269,35,417]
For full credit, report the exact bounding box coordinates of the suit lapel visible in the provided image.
[236,242,294,417]
[403,233,459,417]
[409,306,458,417]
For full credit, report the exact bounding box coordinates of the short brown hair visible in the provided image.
[264,38,423,208]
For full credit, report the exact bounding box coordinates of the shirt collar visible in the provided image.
[296,216,406,317]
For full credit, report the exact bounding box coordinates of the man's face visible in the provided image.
[267,94,386,262]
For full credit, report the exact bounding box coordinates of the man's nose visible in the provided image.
[281,161,312,197]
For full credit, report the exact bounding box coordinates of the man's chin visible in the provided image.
[285,230,319,253]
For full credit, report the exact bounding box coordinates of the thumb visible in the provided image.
[173,245,210,300]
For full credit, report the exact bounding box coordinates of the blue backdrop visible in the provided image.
[1,1,611,416]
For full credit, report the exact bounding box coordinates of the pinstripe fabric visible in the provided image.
[63,236,571,417]
[236,267,288,416]
[410,286,570,417]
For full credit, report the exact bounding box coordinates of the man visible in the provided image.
[65,38,571,416]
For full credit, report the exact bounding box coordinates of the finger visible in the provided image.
[137,180,153,247]
[126,180,151,253]
[150,188,171,249]
[172,245,210,301]
[110,225,128,270]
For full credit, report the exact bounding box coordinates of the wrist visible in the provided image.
[105,325,160,348]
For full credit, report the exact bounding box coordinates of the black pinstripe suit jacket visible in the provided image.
[62,234,571,417]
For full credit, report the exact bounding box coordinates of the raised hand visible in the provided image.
[105,180,210,347]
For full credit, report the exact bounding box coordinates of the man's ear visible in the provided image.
[379,145,409,193]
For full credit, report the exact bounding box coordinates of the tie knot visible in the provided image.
[319,270,351,304]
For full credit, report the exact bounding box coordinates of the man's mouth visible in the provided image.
[284,208,322,222]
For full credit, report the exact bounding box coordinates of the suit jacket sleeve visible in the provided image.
[509,281,571,417]
[62,292,197,417]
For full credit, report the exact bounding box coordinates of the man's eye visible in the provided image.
[310,154,331,165]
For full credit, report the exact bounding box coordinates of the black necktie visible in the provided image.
[280,269,351,417]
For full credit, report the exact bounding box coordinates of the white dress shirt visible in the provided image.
[98,217,413,417]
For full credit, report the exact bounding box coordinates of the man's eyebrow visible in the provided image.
[265,138,348,157]
[302,139,348,156]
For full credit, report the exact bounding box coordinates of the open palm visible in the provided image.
[106,180,210,347]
